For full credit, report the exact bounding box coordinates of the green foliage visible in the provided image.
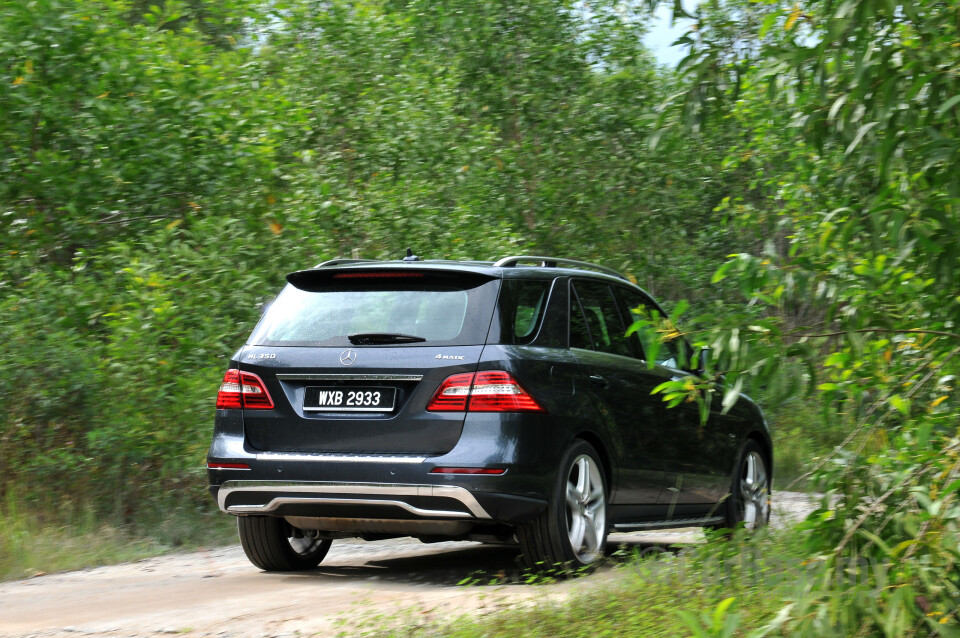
[0,0,274,264]
[10,9,954,636]
[0,218,292,514]
[677,597,743,638]
[632,0,960,633]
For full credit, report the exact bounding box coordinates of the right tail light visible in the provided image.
[427,371,544,413]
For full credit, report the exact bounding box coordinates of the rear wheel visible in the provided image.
[712,440,770,532]
[518,440,607,572]
[237,516,332,571]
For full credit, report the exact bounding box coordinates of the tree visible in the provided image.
[647,0,960,632]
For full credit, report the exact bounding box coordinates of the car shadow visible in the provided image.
[279,537,690,587]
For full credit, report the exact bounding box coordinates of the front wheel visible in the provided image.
[712,440,770,532]
[518,440,608,572]
[237,516,332,571]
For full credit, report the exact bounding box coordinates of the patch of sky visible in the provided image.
[644,3,692,67]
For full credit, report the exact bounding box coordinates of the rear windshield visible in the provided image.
[248,272,500,347]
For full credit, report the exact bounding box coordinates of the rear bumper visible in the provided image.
[207,412,561,528]
[216,480,492,519]
[207,449,551,527]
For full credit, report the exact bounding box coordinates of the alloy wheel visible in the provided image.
[738,450,770,528]
[564,454,606,562]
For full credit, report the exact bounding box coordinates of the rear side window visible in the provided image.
[249,271,499,347]
[570,280,632,358]
[495,280,551,345]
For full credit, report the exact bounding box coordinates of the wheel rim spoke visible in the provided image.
[575,458,589,499]
[566,482,581,510]
[568,512,585,550]
[585,499,604,552]
[582,514,599,552]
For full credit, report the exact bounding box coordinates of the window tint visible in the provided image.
[570,281,632,357]
[249,278,499,346]
[619,288,684,369]
[497,280,550,345]
[570,288,593,350]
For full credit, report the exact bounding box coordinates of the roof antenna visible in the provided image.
[402,247,421,262]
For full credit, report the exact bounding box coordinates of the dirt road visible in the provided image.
[0,492,819,638]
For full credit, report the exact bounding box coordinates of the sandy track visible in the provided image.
[0,491,819,638]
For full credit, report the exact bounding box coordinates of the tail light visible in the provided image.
[426,372,474,411]
[216,369,275,410]
[427,371,544,413]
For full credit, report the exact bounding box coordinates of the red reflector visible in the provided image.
[216,369,275,410]
[426,371,544,413]
[207,462,250,470]
[430,467,506,475]
[333,272,424,279]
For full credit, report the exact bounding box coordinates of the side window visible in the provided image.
[570,281,632,358]
[569,288,593,350]
[497,280,550,345]
[619,289,683,369]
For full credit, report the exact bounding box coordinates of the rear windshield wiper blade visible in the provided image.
[348,332,427,345]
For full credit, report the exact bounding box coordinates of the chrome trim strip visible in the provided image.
[276,374,423,382]
[613,516,725,530]
[254,453,427,464]
[226,497,472,518]
[303,406,395,413]
[217,481,491,519]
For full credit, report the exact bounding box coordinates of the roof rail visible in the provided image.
[493,255,627,281]
[313,258,381,268]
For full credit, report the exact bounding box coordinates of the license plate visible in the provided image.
[303,386,396,412]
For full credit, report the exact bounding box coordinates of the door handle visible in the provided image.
[589,374,608,387]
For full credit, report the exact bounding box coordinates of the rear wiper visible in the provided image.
[348,332,427,345]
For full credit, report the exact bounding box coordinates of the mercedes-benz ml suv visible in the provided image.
[207,255,772,572]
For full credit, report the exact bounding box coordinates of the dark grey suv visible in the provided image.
[207,255,772,572]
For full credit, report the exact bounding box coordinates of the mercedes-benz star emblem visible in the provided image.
[339,349,357,366]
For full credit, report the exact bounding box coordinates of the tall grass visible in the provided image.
[0,491,235,582]
[366,529,807,638]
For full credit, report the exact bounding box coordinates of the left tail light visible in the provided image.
[216,369,275,410]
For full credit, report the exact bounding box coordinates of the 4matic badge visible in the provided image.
[435,354,466,360]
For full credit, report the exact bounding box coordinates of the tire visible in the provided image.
[517,440,608,572]
[712,440,770,532]
[237,516,332,571]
